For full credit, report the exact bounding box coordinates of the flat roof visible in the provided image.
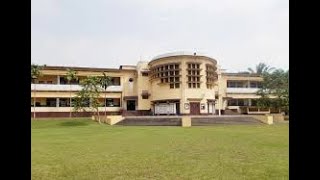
[149,51,217,65]
[42,65,135,72]
[222,72,262,77]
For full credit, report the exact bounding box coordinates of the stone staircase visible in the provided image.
[191,116,263,125]
[115,117,182,126]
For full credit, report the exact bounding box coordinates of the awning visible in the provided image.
[123,96,138,100]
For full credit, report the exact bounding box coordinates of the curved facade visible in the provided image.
[147,53,218,115]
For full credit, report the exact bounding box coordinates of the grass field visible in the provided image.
[32,119,288,180]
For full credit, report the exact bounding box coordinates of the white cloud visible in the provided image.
[32,0,289,72]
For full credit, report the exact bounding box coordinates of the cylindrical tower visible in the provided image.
[148,52,218,115]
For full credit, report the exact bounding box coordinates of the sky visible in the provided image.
[31,0,289,72]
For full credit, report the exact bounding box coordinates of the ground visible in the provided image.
[32,119,288,180]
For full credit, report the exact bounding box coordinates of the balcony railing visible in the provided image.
[226,88,260,94]
[31,84,123,92]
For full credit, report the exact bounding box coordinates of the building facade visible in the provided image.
[31,52,263,117]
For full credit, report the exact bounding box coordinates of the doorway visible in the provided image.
[127,100,136,111]
[190,102,200,115]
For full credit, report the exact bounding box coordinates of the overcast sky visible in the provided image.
[31,0,288,72]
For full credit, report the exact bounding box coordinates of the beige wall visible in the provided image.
[31,91,121,98]
[136,61,151,110]
[32,56,269,115]
[31,107,120,112]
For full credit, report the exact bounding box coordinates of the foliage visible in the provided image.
[99,72,112,117]
[66,68,78,84]
[247,62,275,74]
[256,68,289,114]
[100,72,112,90]
[73,76,103,123]
[31,64,44,83]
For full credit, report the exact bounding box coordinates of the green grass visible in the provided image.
[32,119,288,180]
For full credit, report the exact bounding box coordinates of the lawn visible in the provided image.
[32,119,288,180]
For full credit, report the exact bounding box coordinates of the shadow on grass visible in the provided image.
[59,121,90,127]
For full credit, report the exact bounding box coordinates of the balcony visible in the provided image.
[31,84,123,92]
[226,88,260,94]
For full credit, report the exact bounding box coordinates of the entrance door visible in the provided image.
[176,103,180,115]
[127,100,136,111]
[190,102,200,115]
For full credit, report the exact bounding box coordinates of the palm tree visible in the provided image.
[31,64,42,119]
[66,68,78,118]
[247,63,275,75]
[99,72,112,118]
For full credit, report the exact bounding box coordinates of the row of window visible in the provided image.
[227,99,258,106]
[31,98,121,107]
[206,64,217,89]
[227,81,262,88]
[34,77,121,85]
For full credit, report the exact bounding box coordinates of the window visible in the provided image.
[59,98,70,107]
[187,63,201,88]
[227,81,246,88]
[170,83,174,89]
[227,99,249,106]
[46,98,56,107]
[106,98,120,107]
[152,63,180,89]
[142,72,148,76]
[250,81,259,88]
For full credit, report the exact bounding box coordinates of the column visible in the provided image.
[56,98,59,107]
[57,75,60,84]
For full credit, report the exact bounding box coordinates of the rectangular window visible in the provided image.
[228,100,237,106]
[106,98,120,107]
[188,83,191,88]
[46,98,56,107]
[170,83,174,89]
[59,98,70,107]
[142,72,148,76]
[175,83,180,88]
[197,83,200,88]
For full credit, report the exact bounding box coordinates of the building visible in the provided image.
[31,52,264,117]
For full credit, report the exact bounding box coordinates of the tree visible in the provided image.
[66,68,78,118]
[73,76,103,124]
[99,72,112,118]
[248,63,275,75]
[31,64,43,119]
[256,68,289,114]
